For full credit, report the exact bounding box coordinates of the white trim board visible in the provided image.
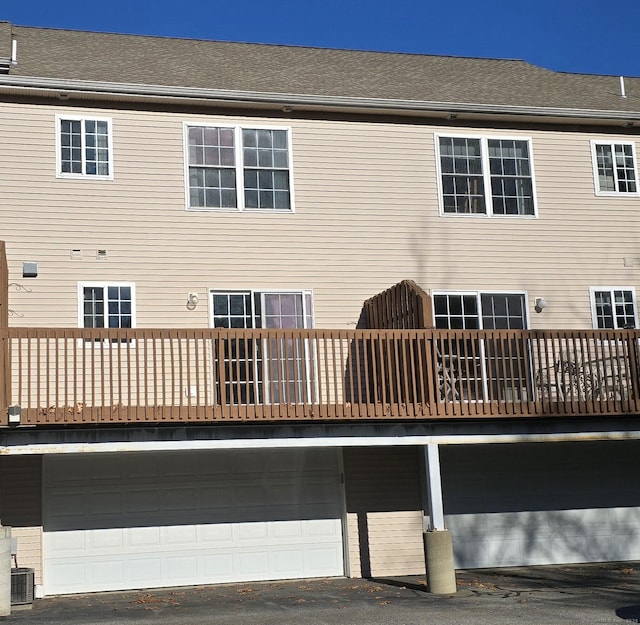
[3,429,640,455]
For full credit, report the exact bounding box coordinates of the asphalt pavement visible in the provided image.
[5,561,640,625]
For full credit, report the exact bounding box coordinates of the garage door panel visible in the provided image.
[236,522,269,542]
[164,525,198,545]
[90,491,123,516]
[201,553,234,578]
[165,555,198,581]
[237,550,269,576]
[201,524,234,544]
[304,546,342,573]
[271,520,302,539]
[127,489,163,514]
[90,529,125,550]
[165,486,198,511]
[306,519,342,538]
[235,485,267,507]
[199,485,234,510]
[273,549,304,574]
[44,449,344,595]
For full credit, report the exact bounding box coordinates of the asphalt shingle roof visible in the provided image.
[3,23,640,114]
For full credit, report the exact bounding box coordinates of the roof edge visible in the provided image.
[1,75,640,122]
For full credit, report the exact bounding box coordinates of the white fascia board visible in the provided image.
[1,75,640,123]
[2,430,640,455]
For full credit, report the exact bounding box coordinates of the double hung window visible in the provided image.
[186,125,292,211]
[79,282,135,344]
[57,116,112,178]
[433,292,530,401]
[437,135,536,216]
[591,142,638,195]
[590,288,637,329]
[210,290,313,404]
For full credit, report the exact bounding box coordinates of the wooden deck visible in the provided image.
[2,327,640,426]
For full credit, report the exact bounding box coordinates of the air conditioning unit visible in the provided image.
[11,568,34,606]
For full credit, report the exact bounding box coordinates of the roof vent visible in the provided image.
[620,76,627,98]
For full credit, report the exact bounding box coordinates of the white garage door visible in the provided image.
[442,442,640,569]
[43,448,344,595]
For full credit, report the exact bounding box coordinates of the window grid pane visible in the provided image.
[82,285,133,331]
[439,137,486,214]
[614,144,638,193]
[212,292,253,329]
[614,290,636,328]
[60,118,110,176]
[60,119,83,174]
[83,119,110,176]
[488,139,534,215]
[481,293,526,329]
[433,294,479,329]
[242,129,291,210]
[594,289,636,329]
[83,286,104,328]
[188,127,237,208]
[595,143,638,193]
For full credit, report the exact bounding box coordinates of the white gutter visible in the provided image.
[3,429,640,455]
[1,75,640,122]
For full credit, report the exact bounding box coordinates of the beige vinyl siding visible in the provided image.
[343,447,424,577]
[346,511,425,577]
[10,527,43,585]
[2,101,640,330]
[0,456,43,584]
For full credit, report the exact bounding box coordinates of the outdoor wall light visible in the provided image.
[535,297,549,313]
[187,292,199,308]
[8,405,21,425]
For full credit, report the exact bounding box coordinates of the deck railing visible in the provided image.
[1,327,639,425]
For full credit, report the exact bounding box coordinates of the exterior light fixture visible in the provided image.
[535,298,549,313]
[187,292,199,307]
[8,405,21,425]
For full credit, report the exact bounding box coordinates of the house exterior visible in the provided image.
[1,21,640,597]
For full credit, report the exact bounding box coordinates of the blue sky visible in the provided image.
[3,0,640,77]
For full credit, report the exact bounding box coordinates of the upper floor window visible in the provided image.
[591,141,638,195]
[186,125,293,211]
[590,287,637,329]
[79,282,135,330]
[437,135,536,216]
[57,116,112,179]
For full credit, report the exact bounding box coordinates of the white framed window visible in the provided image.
[209,289,314,405]
[590,287,637,329]
[433,291,530,402]
[436,135,536,216]
[433,291,528,330]
[591,141,639,196]
[210,289,313,330]
[185,125,293,211]
[78,282,135,330]
[56,116,113,179]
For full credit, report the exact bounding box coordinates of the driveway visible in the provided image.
[6,562,640,625]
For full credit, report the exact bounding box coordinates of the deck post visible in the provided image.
[423,444,457,594]
[0,242,8,420]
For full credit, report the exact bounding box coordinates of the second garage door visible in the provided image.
[43,448,344,595]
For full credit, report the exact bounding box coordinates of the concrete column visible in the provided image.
[424,529,457,594]
[423,445,457,594]
[0,525,11,616]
